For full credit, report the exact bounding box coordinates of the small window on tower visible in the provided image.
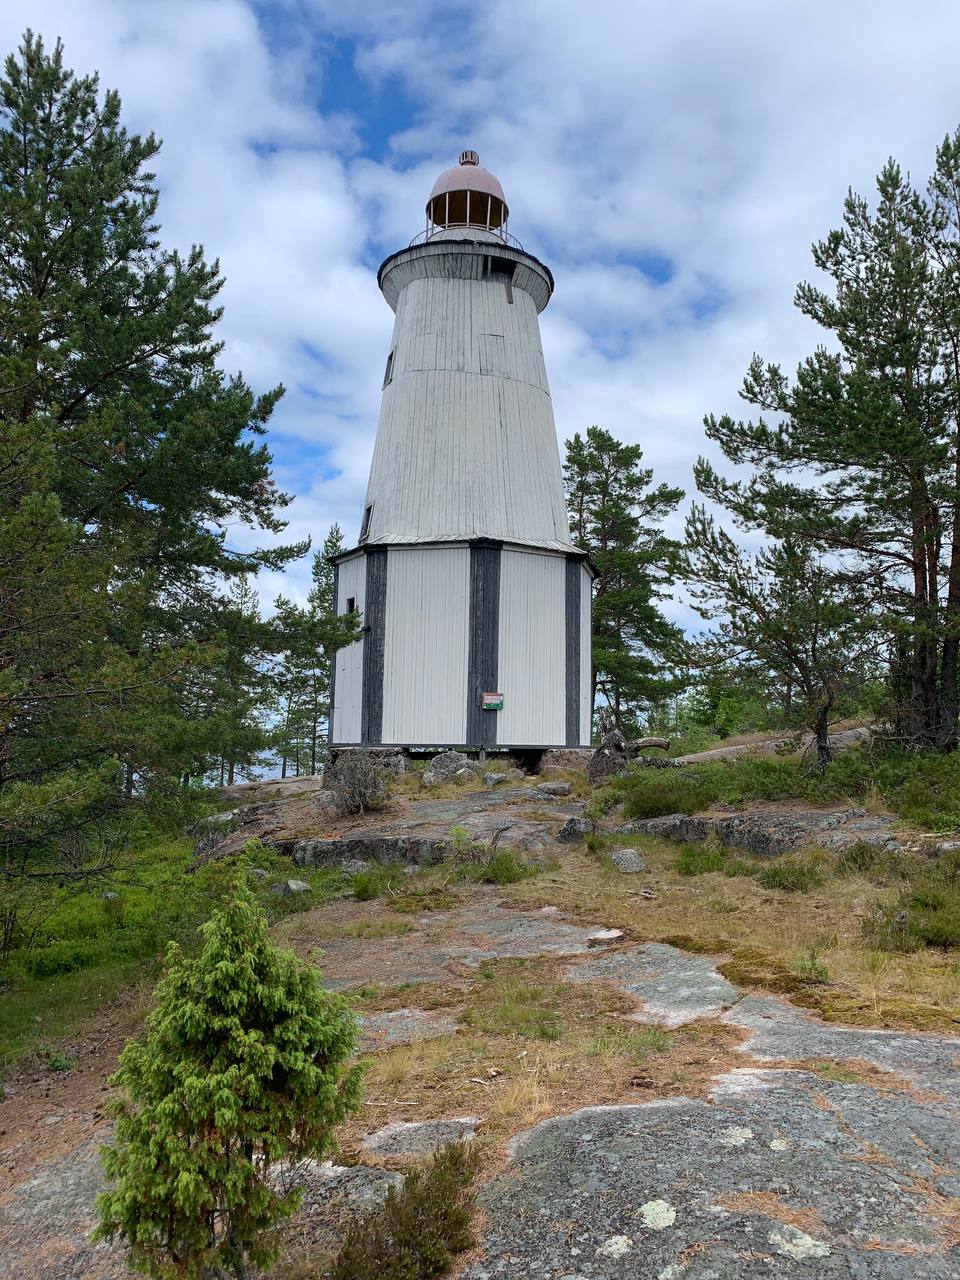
[360,503,373,541]
[383,350,394,386]
[346,596,356,614]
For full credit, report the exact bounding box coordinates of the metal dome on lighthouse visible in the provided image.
[329,151,593,756]
[426,150,510,235]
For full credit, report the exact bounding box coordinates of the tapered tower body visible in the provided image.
[330,152,592,751]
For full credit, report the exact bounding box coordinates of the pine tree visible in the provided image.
[272,526,360,776]
[683,512,879,764]
[96,877,362,1280]
[0,30,304,915]
[695,136,960,747]
[564,426,684,730]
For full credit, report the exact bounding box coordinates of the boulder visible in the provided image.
[273,878,311,895]
[247,867,269,880]
[537,781,571,797]
[557,816,594,843]
[611,848,647,874]
[422,750,479,787]
[485,771,508,786]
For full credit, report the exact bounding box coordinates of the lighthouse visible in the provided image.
[329,151,592,755]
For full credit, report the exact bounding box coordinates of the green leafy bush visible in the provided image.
[352,866,406,901]
[480,850,537,885]
[615,747,960,832]
[622,771,724,819]
[96,878,362,1280]
[330,1141,478,1280]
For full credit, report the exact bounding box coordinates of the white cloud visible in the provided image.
[4,0,960,628]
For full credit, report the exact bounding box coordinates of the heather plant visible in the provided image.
[95,878,362,1279]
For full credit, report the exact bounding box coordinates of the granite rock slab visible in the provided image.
[723,994,960,1099]
[359,1007,460,1051]
[361,1116,481,1157]
[565,943,740,1026]
[465,1072,960,1278]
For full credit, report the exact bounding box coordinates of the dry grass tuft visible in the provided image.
[717,1191,824,1235]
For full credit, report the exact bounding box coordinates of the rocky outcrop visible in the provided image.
[614,808,903,858]
[422,750,480,787]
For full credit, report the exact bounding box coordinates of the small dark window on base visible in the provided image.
[382,350,394,386]
[346,596,356,614]
[360,503,373,541]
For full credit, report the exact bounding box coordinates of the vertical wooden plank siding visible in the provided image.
[332,553,365,743]
[564,557,581,747]
[362,273,570,548]
[327,561,339,745]
[496,549,565,745]
[580,563,593,746]
[467,544,501,747]
[381,546,470,744]
[360,549,388,744]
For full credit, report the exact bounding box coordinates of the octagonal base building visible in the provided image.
[329,151,592,753]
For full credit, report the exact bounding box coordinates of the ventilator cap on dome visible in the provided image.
[426,150,509,232]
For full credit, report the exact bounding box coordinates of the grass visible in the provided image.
[503,838,960,1033]
[606,746,960,831]
[0,837,349,1072]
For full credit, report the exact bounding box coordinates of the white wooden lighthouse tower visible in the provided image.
[329,151,592,753]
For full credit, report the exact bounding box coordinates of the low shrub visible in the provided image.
[862,851,960,952]
[834,841,914,885]
[622,770,723,820]
[352,866,405,901]
[613,746,960,833]
[327,750,390,815]
[480,850,537,885]
[330,1141,478,1280]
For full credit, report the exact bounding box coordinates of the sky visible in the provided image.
[4,1,960,628]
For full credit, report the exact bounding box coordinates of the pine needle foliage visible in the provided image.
[95,878,362,1280]
[330,1141,479,1280]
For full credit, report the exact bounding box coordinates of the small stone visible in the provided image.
[769,1137,791,1151]
[100,891,120,901]
[43,1115,62,1127]
[273,878,311,895]
[247,867,268,880]
[639,1199,676,1230]
[611,848,647,874]
[596,1234,633,1258]
[557,816,593,843]
[588,928,624,945]
[342,859,373,876]
[537,781,571,797]
[485,772,507,786]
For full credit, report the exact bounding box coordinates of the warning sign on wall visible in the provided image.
[481,692,504,711]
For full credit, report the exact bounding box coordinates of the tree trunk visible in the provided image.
[227,760,235,786]
[812,703,832,768]
[939,437,960,749]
